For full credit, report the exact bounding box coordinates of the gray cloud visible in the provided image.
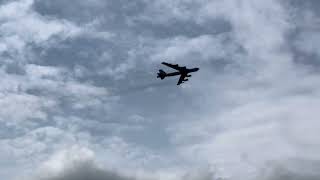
[1,0,320,180]
[29,146,222,180]
[36,163,137,180]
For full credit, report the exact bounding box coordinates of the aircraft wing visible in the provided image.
[162,62,181,70]
[177,74,186,85]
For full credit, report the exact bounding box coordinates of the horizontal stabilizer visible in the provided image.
[157,69,166,79]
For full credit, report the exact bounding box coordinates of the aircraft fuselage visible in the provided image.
[166,68,199,76]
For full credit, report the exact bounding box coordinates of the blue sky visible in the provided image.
[0,0,320,180]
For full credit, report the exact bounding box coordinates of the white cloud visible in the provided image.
[37,146,95,177]
[151,34,240,64]
[0,0,80,56]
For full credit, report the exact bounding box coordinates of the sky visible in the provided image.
[0,0,320,179]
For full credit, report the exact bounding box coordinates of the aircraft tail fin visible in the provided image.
[157,69,166,79]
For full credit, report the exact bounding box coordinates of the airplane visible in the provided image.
[157,62,199,85]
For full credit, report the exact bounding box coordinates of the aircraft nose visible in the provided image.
[195,68,199,71]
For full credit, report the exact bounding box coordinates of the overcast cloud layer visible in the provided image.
[0,0,320,180]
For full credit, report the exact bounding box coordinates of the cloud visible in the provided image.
[1,0,320,180]
[33,146,137,180]
[37,165,136,180]
[160,0,320,179]
[30,145,224,180]
[0,0,80,57]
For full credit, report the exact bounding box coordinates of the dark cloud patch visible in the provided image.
[264,171,320,180]
[286,28,319,70]
[32,0,146,25]
[0,0,11,5]
[131,19,232,39]
[36,162,139,180]
[260,161,320,180]
[4,62,27,75]
[32,0,231,38]
[290,45,320,71]
[31,156,320,180]
[288,0,320,16]
[284,0,320,70]
[33,37,114,69]
[34,157,222,180]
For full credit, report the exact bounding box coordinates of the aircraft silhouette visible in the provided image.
[157,62,199,85]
